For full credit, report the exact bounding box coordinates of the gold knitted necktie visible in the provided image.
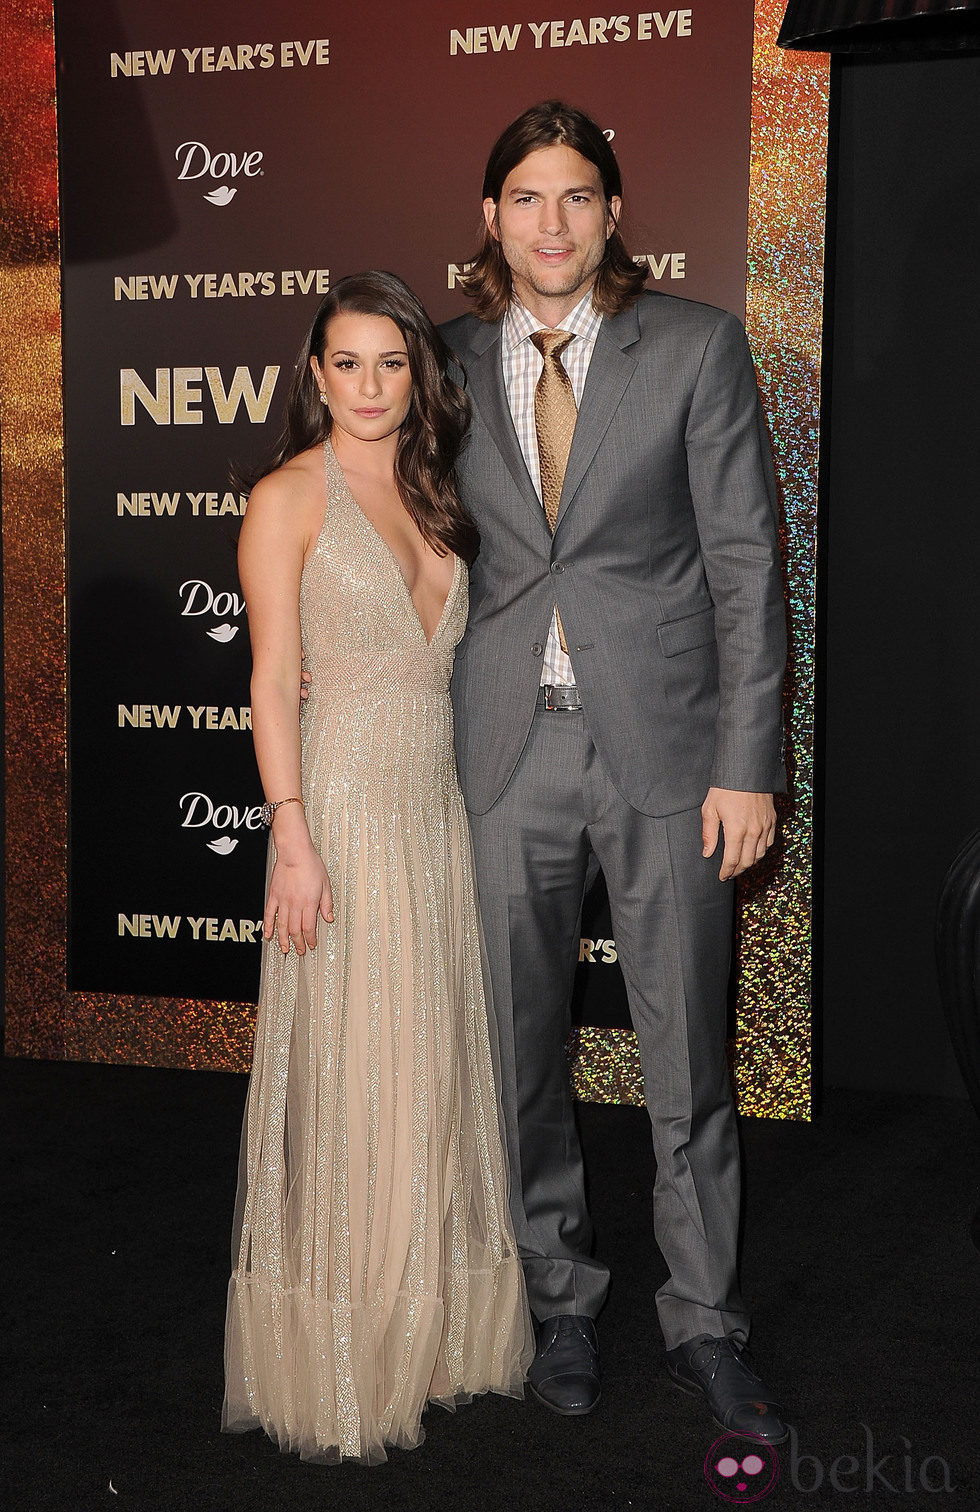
[530,328,577,653]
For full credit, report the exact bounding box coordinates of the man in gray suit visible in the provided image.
[441,101,787,1441]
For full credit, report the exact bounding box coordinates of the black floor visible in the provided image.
[3,1056,978,1512]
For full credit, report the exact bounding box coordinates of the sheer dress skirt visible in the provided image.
[222,686,532,1465]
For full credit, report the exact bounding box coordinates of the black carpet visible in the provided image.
[3,1056,978,1511]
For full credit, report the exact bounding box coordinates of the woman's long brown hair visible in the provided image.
[460,100,648,324]
[246,270,477,564]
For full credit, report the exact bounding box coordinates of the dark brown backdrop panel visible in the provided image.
[59,0,758,1007]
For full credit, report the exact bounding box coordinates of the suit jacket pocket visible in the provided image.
[656,605,716,657]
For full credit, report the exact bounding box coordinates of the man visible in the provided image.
[440,101,788,1441]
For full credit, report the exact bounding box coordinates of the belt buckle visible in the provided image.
[543,684,577,712]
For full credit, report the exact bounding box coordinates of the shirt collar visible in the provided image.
[503,289,601,352]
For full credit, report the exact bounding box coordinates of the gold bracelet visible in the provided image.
[261,797,304,827]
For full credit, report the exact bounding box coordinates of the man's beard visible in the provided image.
[506,243,606,300]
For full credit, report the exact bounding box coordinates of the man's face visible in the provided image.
[484,143,621,320]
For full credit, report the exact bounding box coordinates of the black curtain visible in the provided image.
[817,51,980,1096]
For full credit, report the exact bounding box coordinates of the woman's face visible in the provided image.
[311,312,413,444]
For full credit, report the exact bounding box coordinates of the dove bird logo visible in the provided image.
[180,791,264,855]
[175,141,263,207]
[179,580,245,642]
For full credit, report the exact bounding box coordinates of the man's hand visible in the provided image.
[701,787,776,881]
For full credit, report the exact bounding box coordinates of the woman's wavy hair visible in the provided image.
[459,100,648,323]
[247,270,477,563]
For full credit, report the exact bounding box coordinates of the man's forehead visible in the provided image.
[501,145,604,193]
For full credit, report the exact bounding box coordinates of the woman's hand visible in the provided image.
[264,840,334,955]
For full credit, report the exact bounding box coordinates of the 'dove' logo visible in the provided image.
[179,791,264,855]
[179,578,245,642]
[704,1434,780,1503]
[175,140,263,206]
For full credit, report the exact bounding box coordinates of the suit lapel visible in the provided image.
[556,303,641,529]
[462,319,545,523]
[460,303,642,532]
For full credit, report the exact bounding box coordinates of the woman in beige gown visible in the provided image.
[222,271,532,1465]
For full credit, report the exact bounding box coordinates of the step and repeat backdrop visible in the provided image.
[3,0,828,1114]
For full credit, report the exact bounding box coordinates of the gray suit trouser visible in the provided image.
[466,703,750,1350]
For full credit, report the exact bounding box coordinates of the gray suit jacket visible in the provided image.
[440,291,787,817]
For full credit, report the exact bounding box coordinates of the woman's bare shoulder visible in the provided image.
[245,446,326,528]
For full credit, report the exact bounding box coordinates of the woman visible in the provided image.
[222,272,532,1465]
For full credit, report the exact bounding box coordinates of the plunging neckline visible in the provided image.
[325,441,460,648]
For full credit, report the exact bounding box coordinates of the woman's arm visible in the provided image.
[238,467,333,955]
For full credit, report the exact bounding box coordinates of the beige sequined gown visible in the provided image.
[223,442,532,1464]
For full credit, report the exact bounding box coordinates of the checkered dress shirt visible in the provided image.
[501,292,602,686]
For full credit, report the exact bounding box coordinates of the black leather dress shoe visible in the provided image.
[527,1315,601,1416]
[666,1334,788,1444]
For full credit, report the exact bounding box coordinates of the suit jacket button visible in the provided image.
[531,643,543,656]
[550,561,564,574]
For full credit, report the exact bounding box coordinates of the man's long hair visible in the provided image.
[459,100,648,323]
[245,270,477,564]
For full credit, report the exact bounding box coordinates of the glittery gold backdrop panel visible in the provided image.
[2,3,66,1061]
[4,2,824,1117]
[735,0,827,1119]
[1,262,66,1061]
